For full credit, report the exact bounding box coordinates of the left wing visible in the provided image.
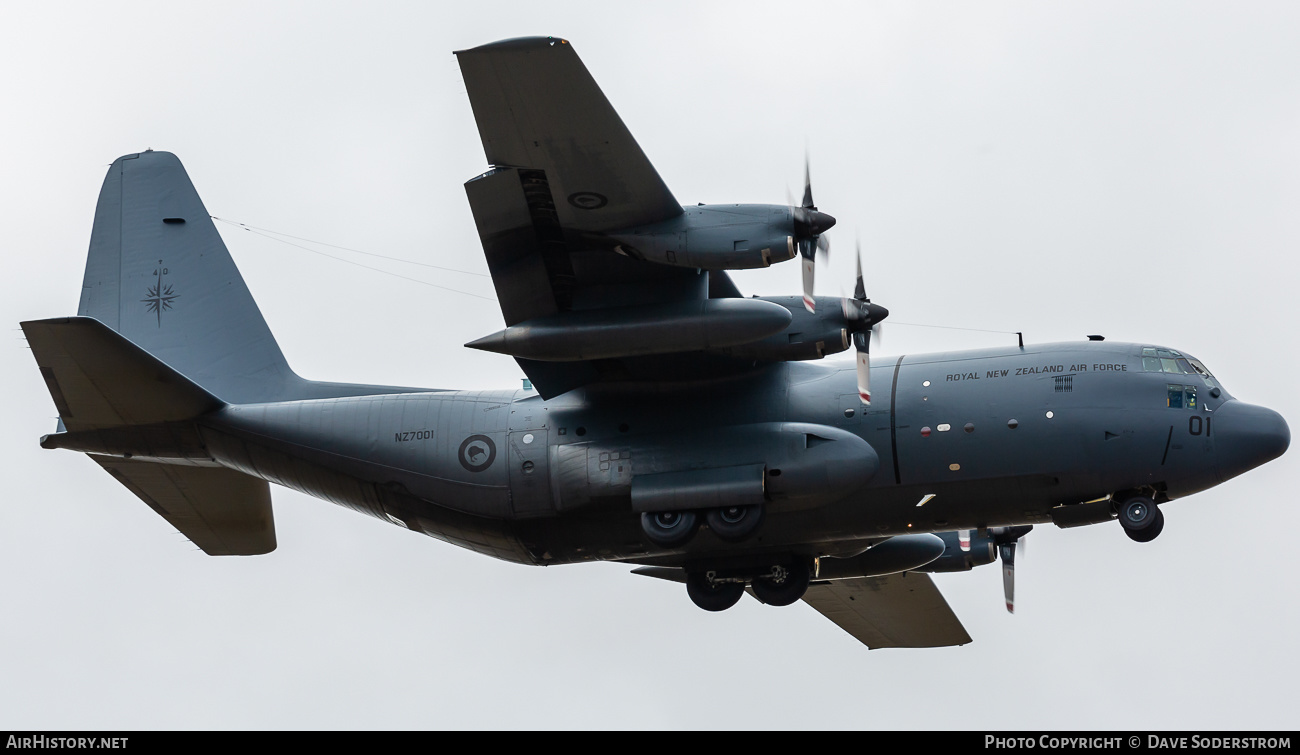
[801,572,972,649]
[456,37,682,233]
[456,37,769,399]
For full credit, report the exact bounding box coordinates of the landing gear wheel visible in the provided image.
[1117,496,1159,533]
[640,510,700,548]
[1125,506,1165,543]
[686,571,745,612]
[705,504,765,542]
[750,562,812,606]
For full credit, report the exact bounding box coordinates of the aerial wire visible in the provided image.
[887,321,1020,336]
[211,216,497,302]
[211,217,490,277]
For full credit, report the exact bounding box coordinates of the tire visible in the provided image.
[750,562,811,606]
[1117,496,1158,532]
[640,510,699,548]
[1125,507,1165,543]
[686,571,745,611]
[705,504,765,542]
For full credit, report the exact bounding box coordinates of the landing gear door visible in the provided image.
[509,428,551,517]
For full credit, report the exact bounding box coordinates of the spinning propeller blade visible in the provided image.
[992,526,1032,614]
[791,155,835,312]
[842,239,887,405]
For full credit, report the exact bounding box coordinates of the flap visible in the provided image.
[22,317,221,432]
[801,572,972,649]
[92,456,276,556]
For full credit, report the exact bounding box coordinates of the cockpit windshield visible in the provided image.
[1141,347,1221,389]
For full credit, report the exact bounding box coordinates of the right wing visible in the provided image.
[801,572,972,649]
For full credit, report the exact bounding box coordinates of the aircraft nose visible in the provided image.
[1213,401,1290,483]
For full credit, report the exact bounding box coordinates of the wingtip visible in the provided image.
[455,36,571,56]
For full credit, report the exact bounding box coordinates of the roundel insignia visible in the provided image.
[458,435,497,473]
[567,191,608,210]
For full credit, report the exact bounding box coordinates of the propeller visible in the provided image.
[840,240,888,404]
[791,156,836,313]
[991,525,1032,614]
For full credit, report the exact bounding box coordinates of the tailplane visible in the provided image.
[22,316,274,555]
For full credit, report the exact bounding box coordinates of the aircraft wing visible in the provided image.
[631,567,970,649]
[801,573,972,649]
[455,37,755,398]
[456,37,682,234]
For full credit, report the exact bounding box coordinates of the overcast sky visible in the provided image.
[2,1,1298,730]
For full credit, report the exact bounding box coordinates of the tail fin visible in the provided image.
[75,150,423,403]
[76,151,306,404]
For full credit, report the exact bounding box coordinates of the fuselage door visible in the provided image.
[509,427,552,517]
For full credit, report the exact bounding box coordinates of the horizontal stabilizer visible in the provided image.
[22,317,221,432]
[92,457,275,556]
[802,572,971,649]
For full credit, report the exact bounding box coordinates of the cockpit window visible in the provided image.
[1143,347,1221,389]
[1167,384,1199,410]
[1187,358,1221,389]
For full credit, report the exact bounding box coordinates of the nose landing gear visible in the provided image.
[1117,495,1165,543]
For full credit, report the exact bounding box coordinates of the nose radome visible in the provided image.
[1213,401,1290,484]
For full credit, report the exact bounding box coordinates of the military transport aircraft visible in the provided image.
[21,36,1289,648]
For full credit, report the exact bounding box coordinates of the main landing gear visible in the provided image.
[640,504,764,547]
[684,561,813,611]
[1116,495,1164,543]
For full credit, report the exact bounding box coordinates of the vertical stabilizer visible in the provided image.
[76,151,417,403]
[78,151,294,403]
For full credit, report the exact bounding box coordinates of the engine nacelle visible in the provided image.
[913,530,998,573]
[817,535,948,579]
[607,204,797,270]
[714,296,852,362]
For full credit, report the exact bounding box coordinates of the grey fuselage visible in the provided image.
[194,339,1287,568]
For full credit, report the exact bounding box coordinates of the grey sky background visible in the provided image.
[2,1,1298,729]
